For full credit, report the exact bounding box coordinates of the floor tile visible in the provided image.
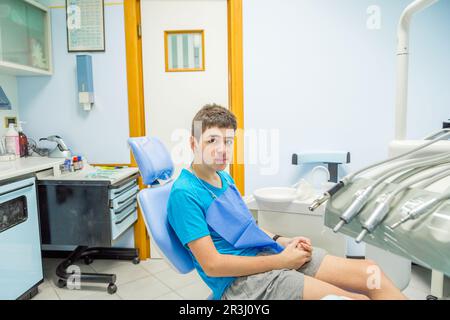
[140,258,171,275]
[31,285,60,300]
[176,280,212,300]
[116,275,172,300]
[91,262,150,286]
[153,268,201,290]
[155,291,184,300]
[53,283,114,300]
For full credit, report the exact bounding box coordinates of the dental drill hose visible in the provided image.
[309,130,450,212]
[345,130,450,183]
[333,152,450,233]
[355,165,450,242]
[416,169,450,189]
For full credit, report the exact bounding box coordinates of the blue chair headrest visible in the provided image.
[128,137,174,185]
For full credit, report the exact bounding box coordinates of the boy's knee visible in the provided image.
[354,293,371,300]
[362,259,380,274]
[364,259,376,267]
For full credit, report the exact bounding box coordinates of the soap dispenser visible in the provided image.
[17,121,29,157]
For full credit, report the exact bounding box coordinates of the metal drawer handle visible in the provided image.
[114,201,137,215]
[0,183,34,197]
[115,210,135,225]
[117,190,139,205]
[112,183,137,197]
[110,174,139,189]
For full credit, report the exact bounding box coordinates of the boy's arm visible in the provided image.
[188,236,283,277]
[260,227,312,251]
[259,227,292,248]
[188,235,310,277]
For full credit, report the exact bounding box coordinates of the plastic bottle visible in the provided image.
[77,156,83,170]
[72,156,79,171]
[17,121,29,157]
[4,123,20,156]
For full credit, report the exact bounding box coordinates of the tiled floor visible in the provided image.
[32,258,449,300]
[32,257,211,300]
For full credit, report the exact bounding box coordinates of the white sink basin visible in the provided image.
[253,187,300,204]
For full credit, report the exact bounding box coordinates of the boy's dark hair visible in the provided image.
[191,104,237,138]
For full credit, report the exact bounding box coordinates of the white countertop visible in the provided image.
[0,156,65,181]
[37,164,139,185]
[0,156,140,184]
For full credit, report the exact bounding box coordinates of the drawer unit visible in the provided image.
[38,173,139,247]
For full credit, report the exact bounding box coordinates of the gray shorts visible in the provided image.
[221,247,328,300]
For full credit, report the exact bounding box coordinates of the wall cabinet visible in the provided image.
[0,0,52,76]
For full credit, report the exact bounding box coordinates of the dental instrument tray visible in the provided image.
[324,177,450,275]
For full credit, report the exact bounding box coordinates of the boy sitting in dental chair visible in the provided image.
[167,104,406,300]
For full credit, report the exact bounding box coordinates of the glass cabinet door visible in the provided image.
[0,0,50,72]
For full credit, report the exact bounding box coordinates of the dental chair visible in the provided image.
[128,136,347,300]
[128,137,194,274]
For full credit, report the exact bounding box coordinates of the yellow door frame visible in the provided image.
[123,0,245,260]
[227,0,245,195]
[124,0,149,260]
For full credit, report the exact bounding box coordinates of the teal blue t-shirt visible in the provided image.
[167,169,261,300]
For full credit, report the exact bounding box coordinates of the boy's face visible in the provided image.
[192,127,235,171]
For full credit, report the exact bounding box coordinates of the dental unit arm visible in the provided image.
[333,151,450,233]
[309,131,450,212]
[395,0,439,140]
[317,0,450,278]
[356,165,450,242]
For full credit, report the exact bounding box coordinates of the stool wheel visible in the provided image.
[57,279,67,288]
[107,283,117,294]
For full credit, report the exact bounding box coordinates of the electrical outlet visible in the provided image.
[4,116,17,128]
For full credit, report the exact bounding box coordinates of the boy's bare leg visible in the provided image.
[313,255,407,300]
[303,275,370,300]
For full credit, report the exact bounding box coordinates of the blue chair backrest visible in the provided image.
[128,137,194,274]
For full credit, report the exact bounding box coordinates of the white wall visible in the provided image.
[243,0,450,194]
[18,2,131,163]
[141,0,229,176]
[0,74,19,138]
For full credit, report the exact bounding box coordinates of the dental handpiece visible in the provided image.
[356,166,450,242]
[391,191,450,229]
[309,131,450,212]
[308,181,344,211]
[333,153,450,233]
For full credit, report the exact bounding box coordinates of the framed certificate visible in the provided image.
[164,30,205,72]
[66,0,105,52]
